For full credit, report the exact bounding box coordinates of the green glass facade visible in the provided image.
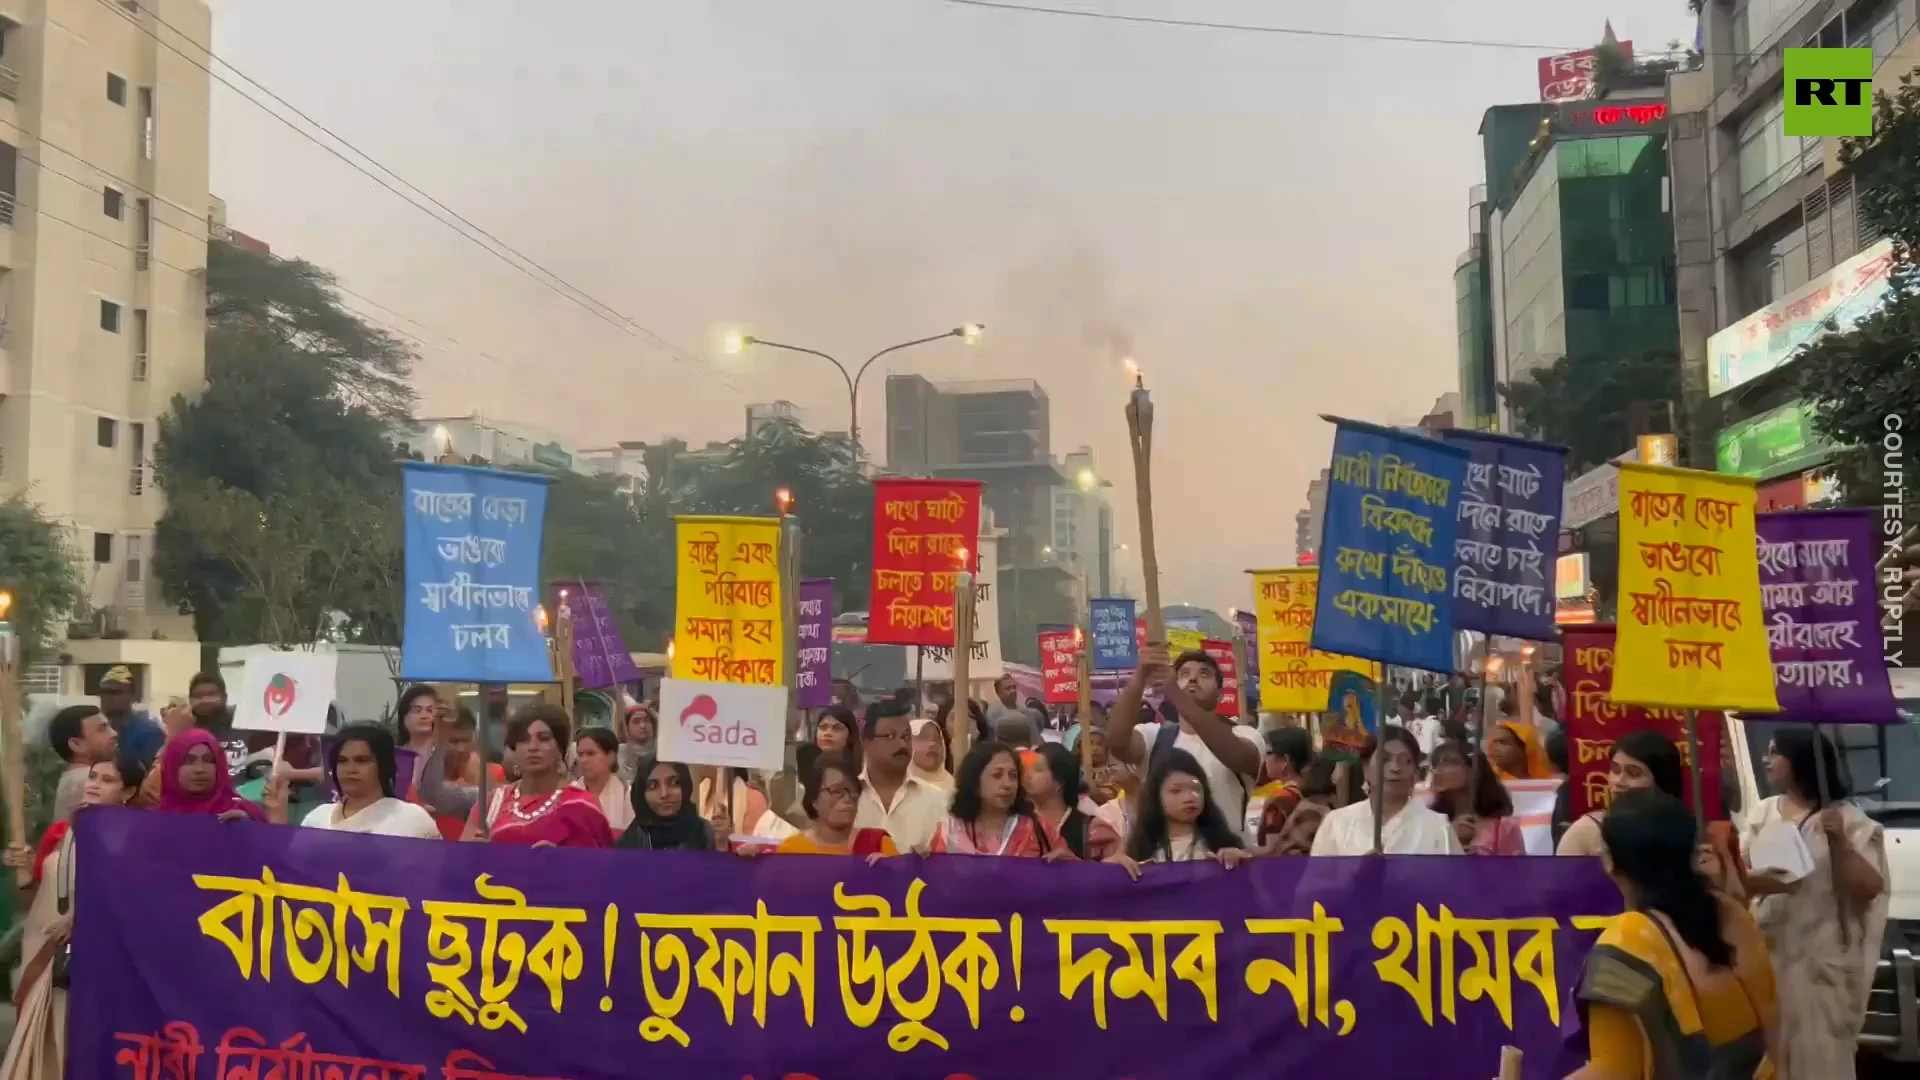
[1455,251,1496,428]
[1500,134,1679,388]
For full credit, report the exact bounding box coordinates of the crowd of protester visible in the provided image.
[0,646,1891,1080]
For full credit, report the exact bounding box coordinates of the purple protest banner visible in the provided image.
[1756,508,1898,723]
[1234,608,1260,688]
[557,579,641,690]
[71,811,1621,1080]
[1438,429,1568,641]
[797,577,835,708]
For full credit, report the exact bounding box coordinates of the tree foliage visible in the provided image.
[0,496,85,662]
[1497,352,1682,472]
[153,244,878,652]
[155,241,413,646]
[1790,71,1920,482]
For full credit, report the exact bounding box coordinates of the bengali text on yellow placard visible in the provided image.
[1611,463,1778,713]
[1250,569,1379,712]
[674,515,785,686]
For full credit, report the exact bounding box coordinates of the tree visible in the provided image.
[1497,352,1682,471]
[154,241,414,646]
[0,495,85,661]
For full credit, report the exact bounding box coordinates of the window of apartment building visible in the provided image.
[99,298,121,332]
[92,532,112,564]
[130,420,144,463]
[103,186,123,220]
[96,416,117,448]
[106,73,127,105]
[125,535,143,583]
[1737,94,1818,209]
[1735,217,1810,313]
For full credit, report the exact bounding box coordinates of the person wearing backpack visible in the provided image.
[1105,645,1263,841]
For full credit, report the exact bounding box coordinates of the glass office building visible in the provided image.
[1497,129,1679,408]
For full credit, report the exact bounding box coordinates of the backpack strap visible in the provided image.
[1149,721,1181,766]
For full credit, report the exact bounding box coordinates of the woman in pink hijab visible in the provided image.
[156,729,266,822]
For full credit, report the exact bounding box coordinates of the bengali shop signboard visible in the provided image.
[1563,624,1725,820]
[73,811,1621,1080]
[1707,239,1894,397]
[1536,42,1630,102]
[866,478,983,647]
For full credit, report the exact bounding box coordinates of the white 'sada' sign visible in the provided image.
[232,650,338,735]
[655,677,786,772]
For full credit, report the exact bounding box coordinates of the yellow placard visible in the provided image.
[1611,463,1779,712]
[1249,568,1379,712]
[1166,628,1206,655]
[673,515,785,686]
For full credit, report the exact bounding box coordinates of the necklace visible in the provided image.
[505,782,564,823]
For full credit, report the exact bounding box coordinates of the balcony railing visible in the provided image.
[134,242,150,270]
[129,465,147,496]
[142,117,154,160]
[0,192,14,227]
[133,350,149,381]
[0,64,17,102]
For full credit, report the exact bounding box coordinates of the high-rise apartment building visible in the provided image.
[1294,469,1328,566]
[1671,0,1913,510]
[0,0,212,693]
[884,373,1079,664]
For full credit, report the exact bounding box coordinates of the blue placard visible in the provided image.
[400,463,555,684]
[1310,418,1470,673]
[1089,597,1138,671]
[1438,429,1567,641]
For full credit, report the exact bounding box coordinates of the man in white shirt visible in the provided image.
[854,700,948,852]
[1395,690,1443,757]
[1314,726,1459,855]
[1107,645,1263,839]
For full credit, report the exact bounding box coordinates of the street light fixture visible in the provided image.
[723,324,985,453]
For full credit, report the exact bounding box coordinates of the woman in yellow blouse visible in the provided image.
[1572,789,1777,1080]
[774,759,898,858]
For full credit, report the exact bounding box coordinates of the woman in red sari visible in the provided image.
[463,706,610,848]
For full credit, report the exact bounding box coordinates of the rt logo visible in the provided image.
[1785,48,1874,137]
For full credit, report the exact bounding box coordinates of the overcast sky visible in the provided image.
[207,0,1698,612]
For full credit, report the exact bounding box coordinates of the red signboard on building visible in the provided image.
[1537,42,1633,103]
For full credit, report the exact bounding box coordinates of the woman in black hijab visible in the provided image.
[616,755,717,851]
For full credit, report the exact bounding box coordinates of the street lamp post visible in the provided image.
[723,325,984,453]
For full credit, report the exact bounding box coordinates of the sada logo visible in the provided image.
[262,673,299,718]
[679,693,760,748]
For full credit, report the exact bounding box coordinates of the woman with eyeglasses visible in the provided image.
[775,759,897,857]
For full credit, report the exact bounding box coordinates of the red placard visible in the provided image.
[866,479,983,646]
[1134,619,1147,654]
[1563,624,1723,819]
[1039,628,1080,705]
[1203,638,1239,718]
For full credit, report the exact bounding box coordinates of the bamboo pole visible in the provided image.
[555,592,577,726]
[1371,666,1391,854]
[1230,624,1253,724]
[1076,627,1095,782]
[1123,373,1164,643]
[949,559,976,762]
[0,625,28,885]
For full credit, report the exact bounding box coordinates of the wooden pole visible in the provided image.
[1496,1046,1523,1080]
[1371,665,1391,854]
[555,594,577,726]
[1076,627,1095,782]
[949,563,976,762]
[1123,376,1164,643]
[1230,624,1253,724]
[1466,637,1495,815]
[0,627,29,885]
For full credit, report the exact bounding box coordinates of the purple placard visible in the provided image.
[560,579,641,690]
[797,577,835,708]
[71,810,1620,1080]
[1438,429,1567,641]
[1756,508,1899,723]
[1234,608,1260,688]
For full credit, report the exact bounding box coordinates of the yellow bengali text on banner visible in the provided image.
[1611,463,1778,713]
[1250,569,1379,712]
[673,515,785,686]
[1166,628,1206,654]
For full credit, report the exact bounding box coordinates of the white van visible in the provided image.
[1727,669,1920,1063]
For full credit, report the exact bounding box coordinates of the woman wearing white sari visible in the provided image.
[1,754,145,1080]
[1744,728,1888,1078]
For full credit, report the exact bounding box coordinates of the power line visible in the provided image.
[93,0,741,394]
[939,0,1581,51]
